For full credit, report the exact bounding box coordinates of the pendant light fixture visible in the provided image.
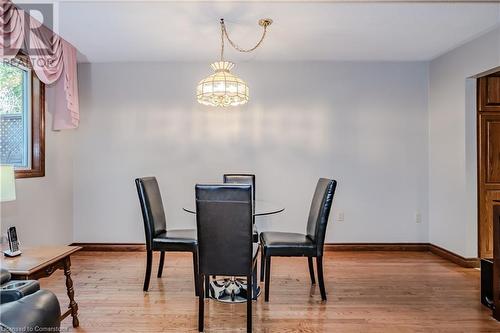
[197,18,273,107]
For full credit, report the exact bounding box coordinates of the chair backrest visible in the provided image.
[223,174,255,202]
[135,177,167,250]
[195,184,253,276]
[305,178,337,256]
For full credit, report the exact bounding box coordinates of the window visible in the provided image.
[0,61,30,168]
[0,56,45,178]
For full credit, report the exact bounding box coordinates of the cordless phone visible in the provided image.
[4,226,22,257]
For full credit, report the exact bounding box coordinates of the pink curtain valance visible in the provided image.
[1,1,79,130]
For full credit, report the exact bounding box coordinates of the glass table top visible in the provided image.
[183,200,284,217]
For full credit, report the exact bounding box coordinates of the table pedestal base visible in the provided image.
[209,277,260,303]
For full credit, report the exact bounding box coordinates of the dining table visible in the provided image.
[183,199,284,303]
[183,199,284,217]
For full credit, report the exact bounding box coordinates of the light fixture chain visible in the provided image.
[220,19,268,55]
[220,19,225,61]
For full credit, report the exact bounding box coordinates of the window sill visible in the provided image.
[15,168,45,179]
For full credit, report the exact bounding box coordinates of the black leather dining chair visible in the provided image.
[135,177,199,294]
[259,178,337,302]
[223,174,256,202]
[223,174,257,242]
[195,184,258,333]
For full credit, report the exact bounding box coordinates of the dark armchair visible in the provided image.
[0,268,61,331]
[0,268,39,304]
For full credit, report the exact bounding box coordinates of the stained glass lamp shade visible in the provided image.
[196,61,249,107]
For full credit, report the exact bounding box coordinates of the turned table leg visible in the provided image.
[63,257,80,328]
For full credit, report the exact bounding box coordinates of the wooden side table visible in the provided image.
[0,246,82,327]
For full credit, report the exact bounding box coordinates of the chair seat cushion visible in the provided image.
[260,231,316,257]
[153,229,197,251]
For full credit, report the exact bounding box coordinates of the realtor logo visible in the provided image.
[1,3,54,56]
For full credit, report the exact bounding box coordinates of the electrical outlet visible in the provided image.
[337,211,344,222]
[415,212,422,224]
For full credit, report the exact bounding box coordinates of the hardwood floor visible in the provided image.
[40,251,500,332]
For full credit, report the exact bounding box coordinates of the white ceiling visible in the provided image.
[47,1,500,62]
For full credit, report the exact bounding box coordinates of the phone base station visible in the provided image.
[3,250,22,257]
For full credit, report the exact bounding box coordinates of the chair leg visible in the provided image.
[157,251,165,278]
[143,250,153,292]
[247,274,252,333]
[316,256,327,301]
[252,263,258,300]
[308,257,316,285]
[198,273,205,332]
[264,256,271,302]
[260,246,265,282]
[193,251,200,296]
[205,275,210,298]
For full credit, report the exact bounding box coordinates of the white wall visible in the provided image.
[74,61,429,244]
[428,27,500,258]
[0,30,496,255]
[0,105,74,247]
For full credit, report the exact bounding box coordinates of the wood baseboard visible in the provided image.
[324,243,479,268]
[324,243,429,252]
[427,243,479,269]
[71,243,146,252]
[71,242,479,268]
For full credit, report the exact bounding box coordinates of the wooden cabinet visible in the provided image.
[479,75,500,112]
[493,202,500,320]
[478,73,500,258]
